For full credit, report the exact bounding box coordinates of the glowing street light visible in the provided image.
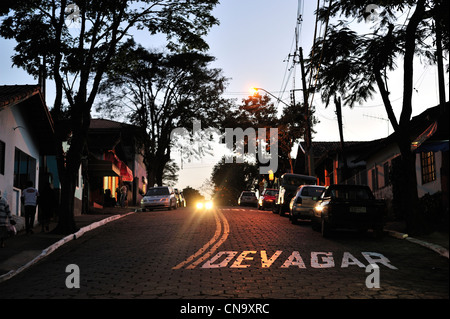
[250,87,290,107]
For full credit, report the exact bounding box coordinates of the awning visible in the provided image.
[119,161,134,182]
[414,141,449,153]
[88,158,120,177]
[105,151,134,182]
[411,121,438,151]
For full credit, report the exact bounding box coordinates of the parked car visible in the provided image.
[274,173,317,215]
[311,184,386,238]
[289,185,326,224]
[238,191,258,207]
[141,186,177,211]
[178,191,187,207]
[258,188,278,210]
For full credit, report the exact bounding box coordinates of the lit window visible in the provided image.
[421,151,436,184]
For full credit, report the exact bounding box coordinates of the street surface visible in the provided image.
[0,206,448,303]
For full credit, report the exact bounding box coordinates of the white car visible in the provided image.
[141,186,177,211]
[289,185,326,224]
[238,191,258,207]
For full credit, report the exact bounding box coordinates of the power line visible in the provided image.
[279,0,305,107]
[363,114,390,136]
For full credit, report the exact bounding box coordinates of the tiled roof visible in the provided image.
[0,85,41,108]
[0,84,55,154]
[90,118,127,129]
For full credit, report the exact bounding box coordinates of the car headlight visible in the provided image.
[314,200,329,213]
[196,202,204,209]
[314,204,324,213]
[205,201,213,210]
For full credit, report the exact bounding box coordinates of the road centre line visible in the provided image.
[172,209,230,270]
[186,211,230,269]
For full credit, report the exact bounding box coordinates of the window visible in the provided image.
[421,151,436,184]
[0,140,5,175]
[14,148,36,189]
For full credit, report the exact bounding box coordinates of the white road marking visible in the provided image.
[173,208,398,271]
[173,209,230,270]
[200,251,398,269]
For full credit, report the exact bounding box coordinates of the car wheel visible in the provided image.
[290,213,298,225]
[321,219,331,237]
[142,208,146,212]
[311,219,319,231]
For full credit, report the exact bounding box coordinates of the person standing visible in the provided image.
[120,184,127,208]
[0,190,15,248]
[21,181,39,235]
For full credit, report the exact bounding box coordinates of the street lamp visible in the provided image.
[250,87,290,107]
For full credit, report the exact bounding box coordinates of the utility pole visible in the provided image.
[335,96,349,181]
[299,47,314,176]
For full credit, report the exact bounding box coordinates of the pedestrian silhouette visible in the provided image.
[21,181,39,235]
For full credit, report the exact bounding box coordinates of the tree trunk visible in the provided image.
[396,132,425,235]
[52,103,90,235]
[398,0,427,235]
[53,171,78,234]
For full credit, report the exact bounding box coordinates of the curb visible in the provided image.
[0,212,134,283]
[386,230,449,259]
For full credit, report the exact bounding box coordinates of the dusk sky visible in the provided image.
[0,0,446,194]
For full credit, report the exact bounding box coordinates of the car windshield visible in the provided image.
[300,186,324,197]
[282,175,316,187]
[242,192,255,197]
[327,187,374,200]
[146,188,170,196]
[264,190,278,196]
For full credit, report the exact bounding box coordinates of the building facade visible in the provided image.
[0,85,56,229]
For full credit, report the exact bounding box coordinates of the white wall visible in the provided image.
[416,151,442,197]
[0,104,40,221]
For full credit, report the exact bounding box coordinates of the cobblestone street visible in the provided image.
[0,206,447,303]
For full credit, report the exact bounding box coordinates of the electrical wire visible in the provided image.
[277,0,305,109]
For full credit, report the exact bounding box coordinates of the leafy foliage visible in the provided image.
[211,159,259,206]
[0,0,220,234]
[96,41,230,186]
[308,0,448,235]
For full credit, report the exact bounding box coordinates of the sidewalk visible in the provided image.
[384,221,449,258]
[0,206,138,282]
